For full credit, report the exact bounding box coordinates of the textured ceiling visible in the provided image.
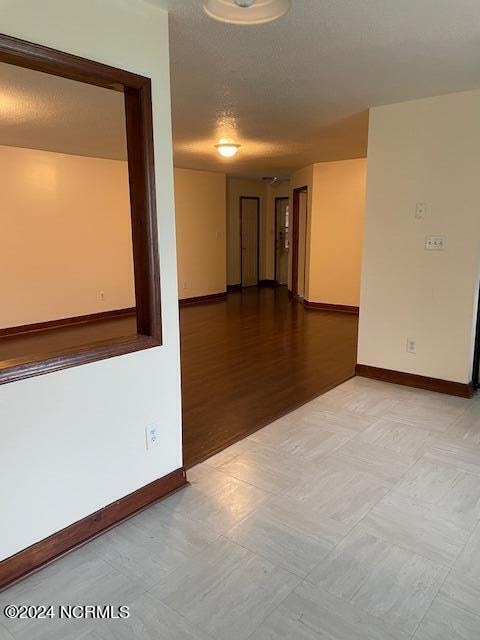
[0,62,127,160]
[151,0,480,177]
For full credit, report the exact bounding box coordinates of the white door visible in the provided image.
[275,198,289,285]
[241,198,259,287]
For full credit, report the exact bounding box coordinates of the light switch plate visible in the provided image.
[425,235,446,251]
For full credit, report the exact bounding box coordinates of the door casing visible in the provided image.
[291,186,308,298]
[240,196,260,287]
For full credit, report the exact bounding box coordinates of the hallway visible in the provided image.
[180,286,358,467]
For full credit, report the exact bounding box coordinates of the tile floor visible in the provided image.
[2,377,480,639]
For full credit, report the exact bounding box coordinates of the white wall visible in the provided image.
[358,90,480,383]
[0,146,134,329]
[0,0,181,561]
[174,168,226,300]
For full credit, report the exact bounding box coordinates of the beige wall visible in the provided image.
[308,159,366,306]
[289,162,365,306]
[0,145,134,329]
[0,0,181,562]
[227,178,292,284]
[174,168,226,299]
[358,89,480,383]
[227,177,266,284]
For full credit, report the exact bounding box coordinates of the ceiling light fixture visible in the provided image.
[203,0,291,25]
[215,141,241,157]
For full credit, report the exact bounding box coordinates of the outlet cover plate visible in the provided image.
[146,425,160,450]
[425,235,446,251]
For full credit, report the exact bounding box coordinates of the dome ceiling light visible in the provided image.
[203,0,291,25]
[215,141,241,157]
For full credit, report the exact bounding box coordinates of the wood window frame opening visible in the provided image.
[0,33,162,385]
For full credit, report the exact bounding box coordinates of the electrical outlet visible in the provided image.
[145,425,160,450]
[406,338,416,354]
[99,291,105,301]
[183,280,187,290]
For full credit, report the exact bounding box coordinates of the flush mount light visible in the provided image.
[215,141,241,157]
[203,0,291,25]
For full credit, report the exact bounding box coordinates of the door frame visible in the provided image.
[472,285,480,388]
[274,196,289,284]
[239,196,260,287]
[291,186,308,298]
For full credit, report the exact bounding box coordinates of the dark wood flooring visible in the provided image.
[181,286,358,467]
[0,286,358,468]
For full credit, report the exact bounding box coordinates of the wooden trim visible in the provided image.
[124,80,161,341]
[356,364,475,398]
[0,32,148,91]
[304,300,359,314]
[472,284,480,389]
[179,292,227,306]
[227,284,242,292]
[0,335,158,386]
[291,187,308,297]
[274,196,289,284]
[0,308,136,338]
[0,32,161,384]
[0,467,187,591]
[259,280,277,287]
[240,196,260,287]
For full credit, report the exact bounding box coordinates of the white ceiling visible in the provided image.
[0,62,127,160]
[152,0,480,177]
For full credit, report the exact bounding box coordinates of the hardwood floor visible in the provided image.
[180,286,358,467]
[0,317,137,371]
[0,286,358,468]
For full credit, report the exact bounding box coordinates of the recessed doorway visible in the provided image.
[274,197,289,285]
[292,186,308,299]
[240,196,260,287]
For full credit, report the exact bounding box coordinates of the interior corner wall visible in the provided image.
[227,177,267,285]
[358,89,480,383]
[308,159,366,307]
[0,0,181,562]
[174,168,226,300]
[0,145,135,329]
